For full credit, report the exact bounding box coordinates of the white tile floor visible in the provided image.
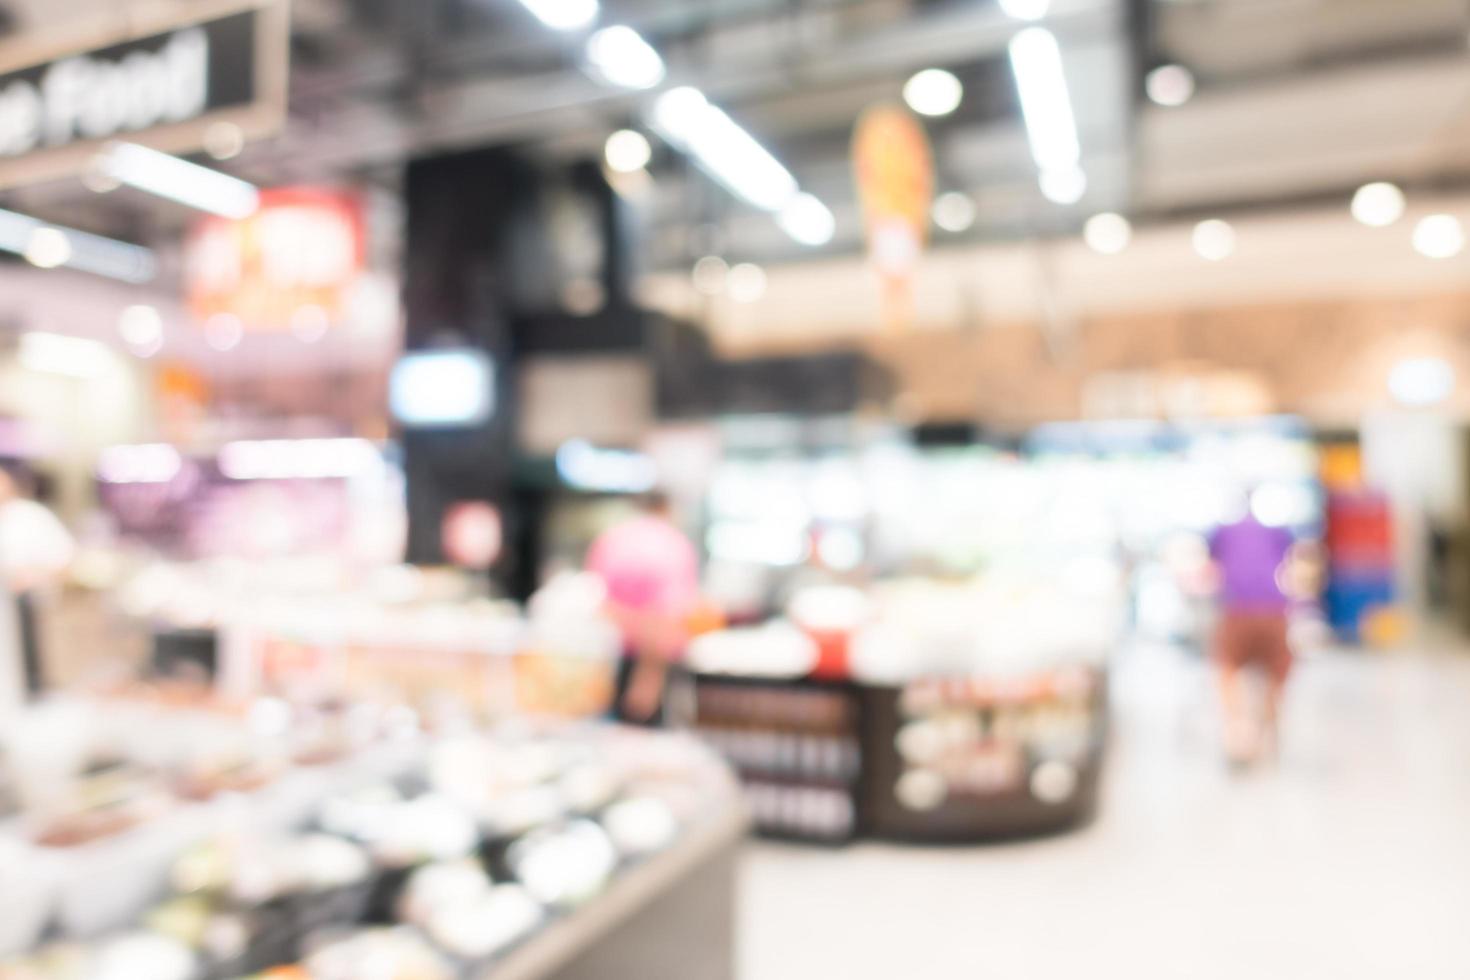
[738,643,1470,979]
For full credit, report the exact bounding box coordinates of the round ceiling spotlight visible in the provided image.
[1413,214,1464,259]
[1192,219,1236,261]
[1146,64,1196,108]
[998,0,1050,21]
[904,69,963,117]
[204,313,245,352]
[119,305,164,348]
[1038,166,1087,205]
[932,192,976,233]
[728,263,768,303]
[1083,212,1132,254]
[604,129,652,173]
[24,227,72,269]
[1351,182,1405,228]
[692,255,729,295]
[203,122,246,161]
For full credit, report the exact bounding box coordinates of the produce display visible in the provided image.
[674,574,1116,843]
[0,696,739,979]
[862,664,1106,840]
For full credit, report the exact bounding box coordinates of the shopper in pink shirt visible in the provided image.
[585,493,699,723]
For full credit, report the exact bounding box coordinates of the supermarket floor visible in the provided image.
[738,641,1470,979]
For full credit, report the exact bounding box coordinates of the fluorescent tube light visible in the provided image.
[1009,28,1080,176]
[652,87,799,212]
[777,193,836,246]
[518,0,598,30]
[100,142,260,219]
[0,207,156,283]
[585,26,665,90]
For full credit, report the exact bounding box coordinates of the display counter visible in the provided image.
[109,561,621,720]
[669,671,863,844]
[856,669,1106,841]
[486,801,742,980]
[0,698,746,979]
[670,664,1105,844]
[671,577,1116,844]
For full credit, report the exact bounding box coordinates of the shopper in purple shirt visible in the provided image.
[1209,510,1296,765]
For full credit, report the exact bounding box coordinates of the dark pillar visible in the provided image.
[399,146,646,594]
[399,147,526,569]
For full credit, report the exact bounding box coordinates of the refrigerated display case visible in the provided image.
[0,700,745,980]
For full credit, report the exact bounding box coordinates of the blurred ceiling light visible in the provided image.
[118,304,164,348]
[1389,356,1456,407]
[998,0,1050,20]
[204,312,245,352]
[23,227,71,268]
[99,142,259,219]
[203,121,246,161]
[1145,64,1195,107]
[903,69,963,117]
[19,332,112,378]
[220,438,380,481]
[932,192,976,232]
[1083,212,1132,254]
[777,193,836,246]
[1038,166,1087,204]
[728,262,767,303]
[651,87,800,212]
[1351,182,1405,227]
[1413,214,1464,259]
[1010,28,1081,200]
[585,26,665,89]
[692,255,729,295]
[1192,218,1236,261]
[604,129,652,173]
[97,444,182,485]
[0,208,155,282]
[290,304,331,343]
[517,0,599,30]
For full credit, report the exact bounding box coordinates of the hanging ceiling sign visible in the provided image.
[186,187,367,330]
[852,104,934,328]
[0,0,289,189]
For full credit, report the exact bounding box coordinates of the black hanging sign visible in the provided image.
[0,0,289,188]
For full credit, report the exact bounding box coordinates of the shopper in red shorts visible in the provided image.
[1208,505,1297,765]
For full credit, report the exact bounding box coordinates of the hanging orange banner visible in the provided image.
[852,104,934,327]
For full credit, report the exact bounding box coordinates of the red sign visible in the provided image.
[185,186,366,331]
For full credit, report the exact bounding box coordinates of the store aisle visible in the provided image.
[739,643,1470,979]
